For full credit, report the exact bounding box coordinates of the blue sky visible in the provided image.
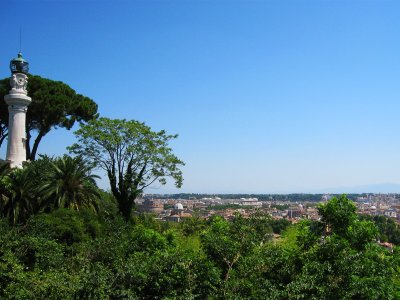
[2,0,400,193]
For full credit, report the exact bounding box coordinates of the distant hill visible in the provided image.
[317,183,400,194]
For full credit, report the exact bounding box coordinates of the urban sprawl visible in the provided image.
[137,193,399,223]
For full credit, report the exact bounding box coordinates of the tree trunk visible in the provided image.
[118,197,134,221]
[29,130,45,161]
[107,167,141,222]
[25,131,31,160]
[117,191,139,222]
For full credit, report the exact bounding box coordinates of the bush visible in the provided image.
[26,209,101,246]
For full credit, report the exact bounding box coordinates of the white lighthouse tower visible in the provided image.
[5,52,31,168]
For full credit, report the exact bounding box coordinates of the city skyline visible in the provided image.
[2,1,400,193]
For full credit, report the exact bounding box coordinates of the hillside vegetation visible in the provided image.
[0,160,399,299]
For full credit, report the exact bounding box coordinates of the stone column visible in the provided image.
[5,73,31,168]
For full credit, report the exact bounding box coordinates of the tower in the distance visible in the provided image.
[5,52,31,168]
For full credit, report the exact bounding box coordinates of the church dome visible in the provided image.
[174,203,184,210]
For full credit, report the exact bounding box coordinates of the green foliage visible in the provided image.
[0,194,398,299]
[224,244,297,299]
[26,154,55,184]
[287,236,396,299]
[69,117,184,221]
[287,196,397,299]
[360,214,400,245]
[40,155,99,212]
[26,209,97,246]
[201,214,273,296]
[129,225,168,253]
[0,155,101,226]
[295,220,322,251]
[270,218,291,234]
[270,203,290,210]
[1,167,37,225]
[181,216,206,236]
[347,220,379,250]
[318,194,357,235]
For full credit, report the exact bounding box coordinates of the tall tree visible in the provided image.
[69,117,184,221]
[0,75,98,160]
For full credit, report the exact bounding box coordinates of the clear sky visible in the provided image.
[2,0,400,193]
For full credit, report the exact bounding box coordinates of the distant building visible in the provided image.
[166,214,181,222]
[240,198,262,208]
[137,199,164,214]
[384,208,397,219]
[286,207,303,219]
[172,203,184,214]
[193,201,208,210]
[305,208,319,220]
[164,203,192,222]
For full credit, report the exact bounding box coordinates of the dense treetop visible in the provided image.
[69,117,184,221]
